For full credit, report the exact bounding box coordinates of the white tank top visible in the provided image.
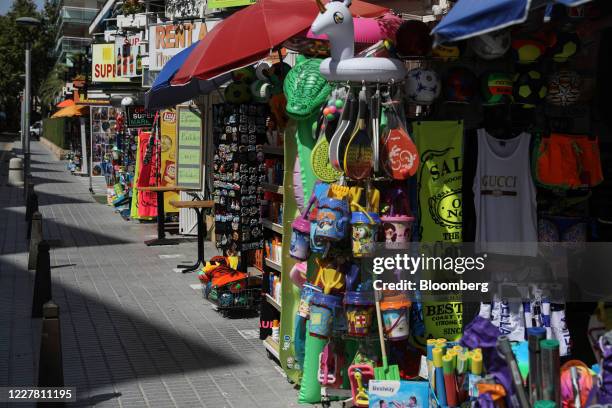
[473,129,537,256]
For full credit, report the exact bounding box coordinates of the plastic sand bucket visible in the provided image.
[309,293,342,338]
[350,211,381,258]
[298,283,322,319]
[314,197,350,242]
[289,261,307,288]
[380,294,412,341]
[344,291,375,337]
[380,186,414,248]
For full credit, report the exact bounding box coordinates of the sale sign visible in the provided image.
[91,43,130,83]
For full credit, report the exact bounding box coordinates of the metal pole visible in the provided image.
[24,42,32,201]
[21,92,25,154]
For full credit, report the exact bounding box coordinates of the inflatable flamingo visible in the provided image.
[311,0,406,82]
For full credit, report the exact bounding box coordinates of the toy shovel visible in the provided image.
[374,289,400,380]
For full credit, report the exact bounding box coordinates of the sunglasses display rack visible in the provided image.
[212,103,269,256]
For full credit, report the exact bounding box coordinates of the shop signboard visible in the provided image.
[160,108,179,212]
[208,0,255,8]
[176,105,203,189]
[148,21,218,71]
[91,44,131,83]
[114,32,144,78]
[126,105,155,128]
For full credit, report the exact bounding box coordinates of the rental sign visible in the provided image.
[148,21,218,71]
[91,43,130,83]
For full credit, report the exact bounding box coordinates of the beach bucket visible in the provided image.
[289,261,307,288]
[380,293,412,341]
[350,211,381,258]
[380,186,414,248]
[314,197,350,242]
[298,283,322,319]
[309,293,342,338]
[344,291,375,337]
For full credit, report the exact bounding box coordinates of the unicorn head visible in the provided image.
[311,0,355,62]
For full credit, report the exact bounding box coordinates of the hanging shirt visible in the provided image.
[473,129,537,256]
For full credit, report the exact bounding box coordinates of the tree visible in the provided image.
[0,0,56,129]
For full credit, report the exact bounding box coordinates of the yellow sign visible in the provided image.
[91,44,130,83]
[160,108,179,212]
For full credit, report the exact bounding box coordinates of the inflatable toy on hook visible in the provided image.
[310,0,406,83]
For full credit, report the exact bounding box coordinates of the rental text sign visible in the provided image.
[91,44,130,83]
[148,21,218,71]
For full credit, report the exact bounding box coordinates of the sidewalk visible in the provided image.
[0,141,298,408]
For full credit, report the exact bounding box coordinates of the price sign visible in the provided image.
[176,105,203,189]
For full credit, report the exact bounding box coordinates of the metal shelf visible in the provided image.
[265,293,281,312]
[264,258,282,272]
[263,336,280,360]
[261,182,283,195]
[263,145,283,156]
[262,218,283,234]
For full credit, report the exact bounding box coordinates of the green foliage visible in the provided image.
[0,0,57,129]
[42,117,67,148]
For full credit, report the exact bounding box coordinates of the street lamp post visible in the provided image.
[16,16,41,202]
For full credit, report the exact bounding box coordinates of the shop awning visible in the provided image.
[431,0,593,45]
[144,41,231,111]
[51,104,88,118]
[172,0,388,85]
[56,99,75,108]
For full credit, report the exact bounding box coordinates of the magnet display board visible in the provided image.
[176,105,203,189]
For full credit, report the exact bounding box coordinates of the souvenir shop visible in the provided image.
[143,0,612,406]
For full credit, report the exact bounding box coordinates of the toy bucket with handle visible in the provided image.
[380,186,414,249]
[314,197,350,242]
[344,291,375,337]
[350,205,381,258]
[380,293,412,341]
[290,196,316,260]
[309,292,342,339]
[298,283,322,319]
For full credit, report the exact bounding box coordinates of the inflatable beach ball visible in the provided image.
[513,70,547,108]
[444,67,478,103]
[469,30,511,60]
[432,43,462,61]
[481,72,513,105]
[547,70,581,107]
[406,68,441,105]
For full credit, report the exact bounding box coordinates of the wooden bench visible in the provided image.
[170,199,214,273]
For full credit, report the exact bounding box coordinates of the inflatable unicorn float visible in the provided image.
[311,0,407,82]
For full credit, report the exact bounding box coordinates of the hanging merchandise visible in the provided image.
[548,31,580,62]
[212,101,268,253]
[511,36,548,64]
[380,186,414,249]
[343,86,373,180]
[394,20,432,58]
[481,71,514,105]
[406,68,442,106]
[474,129,537,256]
[534,133,604,190]
[444,66,479,104]
[469,29,511,60]
[513,69,548,108]
[432,42,462,61]
[310,88,344,182]
[381,93,419,180]
[415,121,464,343]
[546,70,582,107]
[311,0,406,83]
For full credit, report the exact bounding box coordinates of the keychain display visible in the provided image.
[212,103,268,253]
